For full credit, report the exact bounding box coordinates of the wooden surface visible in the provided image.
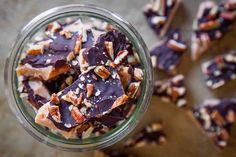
[1,0,236,156]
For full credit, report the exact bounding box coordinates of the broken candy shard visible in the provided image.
[150,29,187,74]
[192,99,236,148]
[202,51,236,89]
[153,74,187,107]
[191,1,236,60]
[124,122,167,148]
[143,0,181,36]
[35,66,128,135]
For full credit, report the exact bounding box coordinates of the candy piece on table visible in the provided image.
[94,150,135,157]
[202,51,236,89]
[143,0,181,36]
[153,74,187,107]
[191,0,236,60]
[35,67,129,139]
[151,29,187,74]
[192,99,236,148]
[124,122,167,148]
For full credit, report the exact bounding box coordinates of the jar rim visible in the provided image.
[4,4,153,151]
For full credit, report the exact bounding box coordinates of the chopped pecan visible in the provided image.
[67,51,75,62]
[104,41,114,60]
[61,91,82,106]
[211,110,225,126]
[74,35,82,54]
[199,20,220,31]
[134,68,144,81]
[51,93,60,104]
[60,30,73,39]
[94,66,111,79]
[220,129,229,141]
[114,50,129,66]
[71,107,85,124]
[27,44,44,55]
[48,105,61,123]
[46,22,61,33]
[167,39,187,53]
[226,110,235,123]
[65,76,73,85]
[86,83,94,97]
[127,82,141,98]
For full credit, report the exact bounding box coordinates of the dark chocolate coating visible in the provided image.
[151,29,186,73]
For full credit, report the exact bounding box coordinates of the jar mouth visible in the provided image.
[4,4,153,151]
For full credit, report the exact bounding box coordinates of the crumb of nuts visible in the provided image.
[67,52,75,62]
[51,93,60,104]
[65,76,73,85]
[48,105,61,123]
[71,107,85,123]
[86,83,94,97]
[94,66,111,79]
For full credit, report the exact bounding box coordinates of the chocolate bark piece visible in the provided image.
[153,74,186,107]
[192,99,236,148]
[143,0,181,36]
[94,150,135,157]
[150,29,187,74]
[202,51,236,89]
[19,77,50,110]
[35,67,128,138]
[191,0,236,60]
[124,122,167,148]
[16,20,95,81]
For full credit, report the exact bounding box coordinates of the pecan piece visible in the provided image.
[104,41,114,60]
[67,51,75,62]
[199,20,220,31]
[71,107,85,124]
[127,82,141,98]
[114,50,129,66]
[74,35,82,54]
[48,105,61,123]
[86,83,94,97]
[167,39,187,53]
[134,68,144,81]
[51,93,60,104]
[226,110,235,123]
[94,66,111,79]
[61,91,83,106]
[211,110,225,126]
[27,44,44,55]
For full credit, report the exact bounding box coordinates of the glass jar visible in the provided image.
[4,4,153,151]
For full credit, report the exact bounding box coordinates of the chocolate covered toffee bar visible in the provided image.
[143,0,181,36]
[192,99,236,148]
[124,122,166,148]
[202,51,236,89]
[153,75,187,107]
[191,0,236,60]
[16,18,144,139]
[150,29,187,74]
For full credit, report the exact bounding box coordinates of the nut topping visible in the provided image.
[86,83,94,97]
[226,110,235,123]
[114,50,128,66]
[127,82,141,98]
[27,44,44,55]
[104,41,114,60]
[74,35,82,54]
[67,51,75,62]
[61,91,82,106]
[48,105,61,123]
[51,93,60,104]
[94,66,111,79]
[134,68,144,81]
[71,107,85,124]
[167,39,187,53]
[211,110,225,126]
